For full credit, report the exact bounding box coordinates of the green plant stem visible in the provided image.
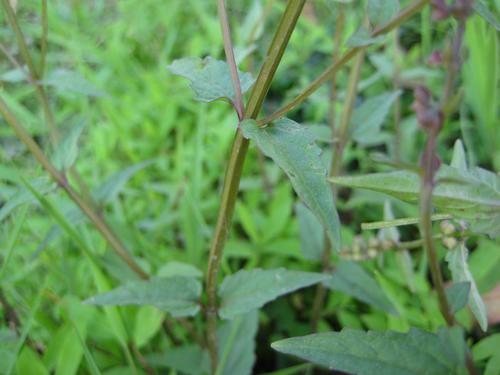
[40,0,48,76]
[0,97,148,280]
[420,130,454,327]
[217,0,244,120]
[392,29,402,162]
[1,0,97,208]
[205,1,306,372]
[310,49,365,332]
[257,0,429,126]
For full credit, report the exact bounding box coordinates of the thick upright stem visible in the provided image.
[205,2,306,372]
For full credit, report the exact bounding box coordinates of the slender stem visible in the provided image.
[217,0,244,120]
[392,29,402,162]
[258,0,429,126]
[0,97,148,280]
[40,0,48,76]
[311,49,364,332]
[205,1,306,372]
[419,130,454,326]
[1,0,97,208]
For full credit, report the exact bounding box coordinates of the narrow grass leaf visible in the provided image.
[241,119,341,248]
[218,268,330,319]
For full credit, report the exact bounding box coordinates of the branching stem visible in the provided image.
[205,1,306,372]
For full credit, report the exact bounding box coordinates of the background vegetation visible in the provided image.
[0,0,499,374]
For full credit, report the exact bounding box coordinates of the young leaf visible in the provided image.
[367,0,399,27]
[157,261,203,278]
[51,122,87,171]
[350,91,401,146]
[167,57,255,105]
[451,140,467,171]
[446,243,488,331]
[0,178,54,222]
[323,261,397,314]
[84,276,202,317]
[218,268,330,319]
[295,203,324,261]
[92,160,155,203]
[241,119,341,248]
[346,27,385,47]
[446,282,471,314]
[272,327,468,375]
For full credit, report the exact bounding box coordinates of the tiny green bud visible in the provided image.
[367,248,378,258]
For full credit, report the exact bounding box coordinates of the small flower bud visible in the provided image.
[442,236,458,250]
[440,220,456,235]
[368,237,380,249]
[367,248,378,259]
[382,239,394,251]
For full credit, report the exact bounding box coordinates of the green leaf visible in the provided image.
[0,178,54,222]
[323,261,397,314]
[16,347,49,375]
[346,27,385,47]
[51,122,87,171]
[146,311,258,375]
[473,333,500,361]
[451,140,467,171]
[41,69,105,97]
[84,276,202,317]
[218,268,329,319]
[473,1,500,31]
[147,345,209,375]
[379,200,415,292]
[93,160,155,203]
[167,57,255,105]
[272,327,468,375]
[157,261,203,278]
[216,310,258,375]
[133,306,164,348]
[295,203,324,261]
[350,91,401,146]
[330,165,500,237]
[367,0,399,27]
[446,243,488,331]
[241,118,341,248]
[445,282,471,314]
